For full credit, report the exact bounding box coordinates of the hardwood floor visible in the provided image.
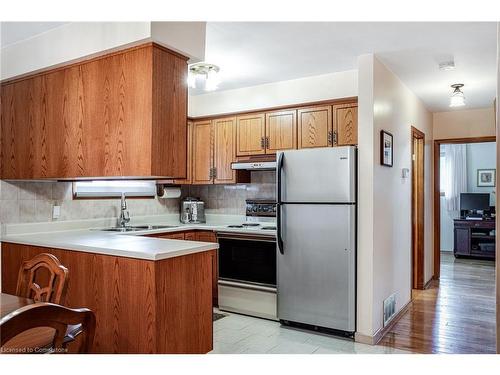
[378,252,496,354]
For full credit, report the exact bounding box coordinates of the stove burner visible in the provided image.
[227,225,244,228]
[261,226,276,230]
[242,223,260,227]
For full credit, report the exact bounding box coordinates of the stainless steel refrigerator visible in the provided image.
[276,146,356,334]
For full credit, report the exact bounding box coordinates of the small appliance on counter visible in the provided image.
[180,197,206,224]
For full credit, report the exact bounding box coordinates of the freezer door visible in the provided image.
[278,147,356,203]
[277,204,356,332]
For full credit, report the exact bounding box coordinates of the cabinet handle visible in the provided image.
[333,131,338,145]
[327,131,333,146]
[213,167,217,179]
[260,137,265,149]
[209,167,213,178]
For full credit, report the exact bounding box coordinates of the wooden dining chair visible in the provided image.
[16,253,69,304]
[1,303,96,353]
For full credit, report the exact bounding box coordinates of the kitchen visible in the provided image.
[1,16,499,368]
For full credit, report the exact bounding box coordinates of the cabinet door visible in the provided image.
[184,231,197,241]
[213,117,237,184]
[192,121,214,184]
[334,104,358,146]
[147,232,185,240]
[297,106,332,149]
[454,227,470,256]
[195,231,218,307]
[236,113,266,156]
[173,121,193,184]
[265,110,297,154]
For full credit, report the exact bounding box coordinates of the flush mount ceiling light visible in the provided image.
[187,62,220,91]
[439,61,455,71]
[449,83,466,107]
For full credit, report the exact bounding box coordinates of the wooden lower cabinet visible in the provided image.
[193,231,218,307]
[146,230,218,306]
[1,242,213,354]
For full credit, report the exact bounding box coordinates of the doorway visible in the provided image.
[411,127,425,289]
[433,136,496,278]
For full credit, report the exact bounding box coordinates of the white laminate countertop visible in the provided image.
[0,215,276,261]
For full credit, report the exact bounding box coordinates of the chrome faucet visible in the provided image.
[118,193,130,228]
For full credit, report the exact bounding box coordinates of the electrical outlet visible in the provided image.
[52,205,61,220]
[383,293,396,326]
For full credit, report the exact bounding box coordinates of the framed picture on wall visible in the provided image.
[380,130,393,167]
[477,169,496,187]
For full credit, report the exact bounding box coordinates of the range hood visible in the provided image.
[231,160,276,171]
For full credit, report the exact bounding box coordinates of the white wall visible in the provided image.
[357,54,433,339]
[433,107,496,140]
[1,22,206,80]
[467,142,497,202]
[188,70,358,117]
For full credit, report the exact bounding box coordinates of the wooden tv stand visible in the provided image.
[453,218,496,260]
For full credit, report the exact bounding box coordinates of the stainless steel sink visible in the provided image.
[99,225,179,232]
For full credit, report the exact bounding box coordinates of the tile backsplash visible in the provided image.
[188,171,276,215]
[0,181,182,225]
[0,171,276,224]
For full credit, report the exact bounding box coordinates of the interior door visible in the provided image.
[214,117,236,184]
[334,104,358,146]
[297,106,332,149]
[277,204,356,332]
[236,113,266,156]
[265,110,297,154]
[192,120,213,184]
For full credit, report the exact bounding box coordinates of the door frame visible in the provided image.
[433,136,496,279]
[411,127,425,289]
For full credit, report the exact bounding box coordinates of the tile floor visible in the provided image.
[210,311,412,354]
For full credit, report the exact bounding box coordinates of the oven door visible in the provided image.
[217,233,277,288]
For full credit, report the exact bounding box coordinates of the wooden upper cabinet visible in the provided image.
[173,121,193,184]
[192,121,213,185]
[265,110,297,154]
[297,106,332,149]
[0,43,188,180]
[333,104,358,146]
[236,113,266,156]
[213,117,237,184]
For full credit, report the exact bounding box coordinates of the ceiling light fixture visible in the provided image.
[439,61,455,71]
[449,83,465,107]
[188,62,220,91]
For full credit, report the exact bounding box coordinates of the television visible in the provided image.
[460,193,490,211]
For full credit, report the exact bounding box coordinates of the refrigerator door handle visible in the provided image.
[277,152,284,254]
[277,203,284,254]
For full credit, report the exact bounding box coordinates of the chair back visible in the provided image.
[16,253,68,304]
[1,303,96,353]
